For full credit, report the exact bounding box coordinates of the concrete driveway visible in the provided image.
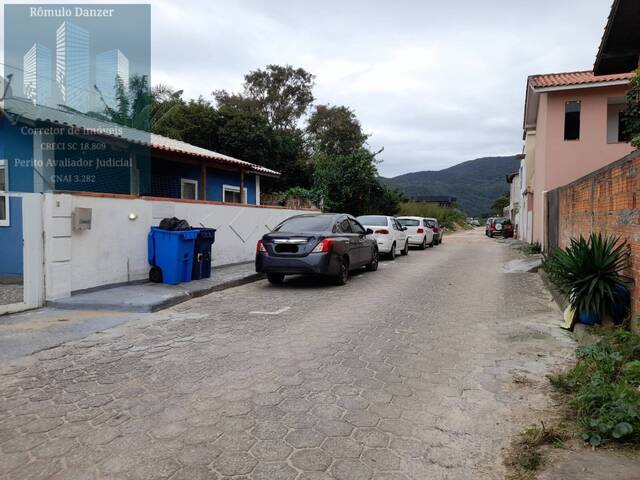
[0,229,574,479]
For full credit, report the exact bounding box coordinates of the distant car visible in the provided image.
[424,218,443,245]
[356,215,409,259]
[396,216,434,249]
[256,213,378,285]
[486,217,514,238]
[471,219,481,227]
[485,217,495,236]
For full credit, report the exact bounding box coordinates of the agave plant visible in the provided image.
[549,233,632,320]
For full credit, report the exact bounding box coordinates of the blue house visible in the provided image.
[0,95,279,278]
[0,96,279,202]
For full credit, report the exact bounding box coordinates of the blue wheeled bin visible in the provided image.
[192,228,216,280]
[148,227,198,284]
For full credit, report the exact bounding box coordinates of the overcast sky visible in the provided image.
[1,0,613,176]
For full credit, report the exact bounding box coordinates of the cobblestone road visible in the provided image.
[0,229,573,479]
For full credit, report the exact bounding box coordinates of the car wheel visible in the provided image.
[401,240,409,256]
[389,243,396,260]
[334,258,349,285]
[429,238,434,247]
[366,249,379,271]
[267,273,285,285]
[419,237,426,250]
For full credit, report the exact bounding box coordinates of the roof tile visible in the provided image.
[529,70,633,89]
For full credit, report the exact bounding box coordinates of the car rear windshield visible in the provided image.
[494,217,508,224]
[398,218,419,227]
[425,219,436,227]
[357,216,388,226]
[275,216,333,232]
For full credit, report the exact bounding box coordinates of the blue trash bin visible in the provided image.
[148,227,198,284]
[192,228,216,280]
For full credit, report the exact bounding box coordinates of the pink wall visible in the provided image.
[532,84,634,244]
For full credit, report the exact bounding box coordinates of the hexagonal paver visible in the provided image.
[290,448,332,471]
[279,397,312,413]
[353,429,390,448]
[361,448,401,471]
[213,452,257,476]
[250,440,293,461]
[251,421,287,440]
[213,432,256,451]
[321,437,362,458]
[310,404,344,420]
[315,419,353,437]
[337,396,369,410]
[285,429,325,448]
[344,410,379,427]
[171,465,219,480]
[149,422,187,440]
[331,459,373,480]
[250,461,297,480]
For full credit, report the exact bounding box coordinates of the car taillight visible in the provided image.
[311,239,333,253]
[257,240,267,252]
[432,227,440,233]
[374,229,389,235]
[417,228,424,234]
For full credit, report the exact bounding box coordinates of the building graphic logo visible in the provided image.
[5,5,147,118]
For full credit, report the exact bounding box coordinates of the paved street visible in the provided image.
[0,229,573,480]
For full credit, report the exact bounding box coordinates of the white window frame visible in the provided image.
[222,184,248,204]
[180,178,198,200]
[0,160,9,227]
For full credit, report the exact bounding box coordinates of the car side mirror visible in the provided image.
[402,227,408,231]
[365,228,374,235]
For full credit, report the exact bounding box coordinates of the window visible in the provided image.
[180,178,198,200]
[607,102,631,143]
[275,215,333,233]
[0,160,8,227]
[223,185,248,204]
[564,101,581,141]
[336,218,352,234]
[356,215,388,226]
[349,219,365,235]
[398,218,419,227]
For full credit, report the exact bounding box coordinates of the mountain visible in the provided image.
[382,155,521,217]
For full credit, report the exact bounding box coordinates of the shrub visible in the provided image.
[397,202,466,230]
[542,233,632,320]
[550,329,640,446]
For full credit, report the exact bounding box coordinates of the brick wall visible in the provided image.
[555,150,640,330]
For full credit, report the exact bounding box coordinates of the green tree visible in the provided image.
[623,69,640,148]
[491,195,510,215]
[306,105,368,156]
[215,64,314,130]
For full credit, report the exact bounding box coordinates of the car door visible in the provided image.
[422,219,434,243]
[392,218,406,252]
[349,218,369,266]
[337,216,361,266]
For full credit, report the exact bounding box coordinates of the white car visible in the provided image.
[356,215,409,259]
[397,216,435,249]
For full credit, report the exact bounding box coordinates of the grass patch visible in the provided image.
[506,422,570,479]
[549,328,640,447]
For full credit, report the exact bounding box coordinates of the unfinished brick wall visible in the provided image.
[556,150,640,329]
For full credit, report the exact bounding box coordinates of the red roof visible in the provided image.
[529,70,633,89]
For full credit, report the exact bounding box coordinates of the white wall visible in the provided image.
[43,193,316,299]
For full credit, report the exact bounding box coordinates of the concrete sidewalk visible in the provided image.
[48,262,262,313]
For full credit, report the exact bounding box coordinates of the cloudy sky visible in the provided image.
[1,0,613,176]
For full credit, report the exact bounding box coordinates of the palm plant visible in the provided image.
[547,233,632,321]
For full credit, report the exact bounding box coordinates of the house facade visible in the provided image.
[521,71,635,246]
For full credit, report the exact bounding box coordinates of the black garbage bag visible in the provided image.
[158,217,191,231]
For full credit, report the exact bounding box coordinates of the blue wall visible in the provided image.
[54,135,131,194]
[206,168,256,204]
[0,118,35,193]
[0,196,23,276]
[150,160,257,204]
[150,158,201,198]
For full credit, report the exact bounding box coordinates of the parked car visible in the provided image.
[396,216,435,249]
[485,217,495,236]
[486,217,514,238]
[424,218,443,245]
[256,213,378,285]
[356,215,409,259]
